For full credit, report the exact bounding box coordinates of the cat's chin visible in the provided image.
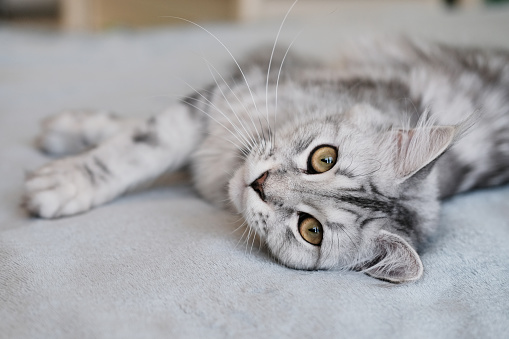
[228,167,247,213]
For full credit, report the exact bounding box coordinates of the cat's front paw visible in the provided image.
[23,159,96,218]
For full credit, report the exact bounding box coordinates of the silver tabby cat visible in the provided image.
[24,39,509,283]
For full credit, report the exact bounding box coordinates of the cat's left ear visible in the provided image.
[361,230,423,283]
[391,126,456,181]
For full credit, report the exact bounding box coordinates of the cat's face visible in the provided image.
[228,105,456,283]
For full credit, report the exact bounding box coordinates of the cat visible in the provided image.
[23,38,509,283]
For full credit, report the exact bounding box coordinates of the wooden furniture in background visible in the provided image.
[61,0,261,30]
[60,0,485,31]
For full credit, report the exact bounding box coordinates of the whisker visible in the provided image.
[200,59,266,156]
[205,64,256,148]
[257,234,264,253]
[272,4,340,151]
[164,16,264,131]
[197,151,247,164]
[202,58,261,151]
[235,223,250,249]
[256,115,269,155]
[172,94,250,155]
[180,80,254,152]
[245,226,253,253]
[201,133,250,155]
[231,218,248,234]
[182,100,252,154]
[273,29,304,151]
[187,103,249,155]
[199,131,251,158]
[249,228,257,255]
[266,0,299,145]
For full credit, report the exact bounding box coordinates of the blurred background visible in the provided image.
[1,0,509,31]
[1,0,509,135]
[1,0,509,158]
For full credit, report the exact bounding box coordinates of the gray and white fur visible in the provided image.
[24,39,509,283]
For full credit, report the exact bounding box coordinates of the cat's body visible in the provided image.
[24,39,509,283]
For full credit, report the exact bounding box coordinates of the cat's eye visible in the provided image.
[308,145,337,174]
[298,215,323,246]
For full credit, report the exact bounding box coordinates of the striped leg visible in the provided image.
[24,104,203,218]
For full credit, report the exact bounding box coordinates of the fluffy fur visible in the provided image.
[23,39,509,283]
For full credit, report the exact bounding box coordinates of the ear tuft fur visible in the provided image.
[389,110,479,181]
[394,125,455,179]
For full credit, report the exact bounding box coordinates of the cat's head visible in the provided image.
[228,104,459,283]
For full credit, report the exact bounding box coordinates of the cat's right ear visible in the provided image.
[390,126,456,181]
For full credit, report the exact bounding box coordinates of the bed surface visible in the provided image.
[1,4,509,338]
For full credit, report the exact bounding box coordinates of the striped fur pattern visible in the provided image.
[24,40,509,283]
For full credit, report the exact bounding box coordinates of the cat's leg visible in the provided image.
[24,104,203,219]
[37,110,140,156]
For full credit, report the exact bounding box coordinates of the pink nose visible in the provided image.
[250,171,268,202]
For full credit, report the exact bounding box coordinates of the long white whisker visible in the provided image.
[175,95,250,155]
[231,219,248,234]
[201,69,255,151]
[273,30,304,151]
[201,58,265,154]
[181,80,254,150]
[200,133,249,161]
[202,59,258,149]
[272,5,340,151]
[179,82,255,153]
[180,99,251,152]
[256,115,268,155]
[266,0,299,144]
[164,16,263,128]
[192,135,249,158]
[245,226,253,253]
[257,234,263,253]
[249,228,257,255]
[235,223,250,250]
[198,130,254,159]
[199,149,248,161]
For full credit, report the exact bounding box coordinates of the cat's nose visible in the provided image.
[250,171,268,202]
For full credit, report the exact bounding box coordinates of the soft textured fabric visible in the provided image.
[1,4,509,338]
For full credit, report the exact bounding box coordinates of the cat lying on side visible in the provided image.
[23,39,509,283]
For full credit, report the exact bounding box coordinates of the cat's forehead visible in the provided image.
[283,115,341,148]
[272,115,374,166]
